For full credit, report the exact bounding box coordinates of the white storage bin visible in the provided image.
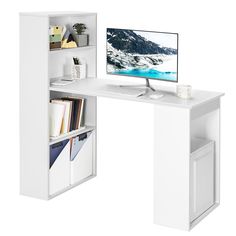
[49,139,70,195]
[70,131,94,185]
[190,138,215,221]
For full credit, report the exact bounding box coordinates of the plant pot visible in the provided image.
[74,34,89,47]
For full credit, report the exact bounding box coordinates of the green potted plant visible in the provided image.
[72,23,89,47]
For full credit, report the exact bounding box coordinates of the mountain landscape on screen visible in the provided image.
[107,28,178,81]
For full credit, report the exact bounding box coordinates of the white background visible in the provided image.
[0,0,235,235]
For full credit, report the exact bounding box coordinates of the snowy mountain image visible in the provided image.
[107,28,178,81]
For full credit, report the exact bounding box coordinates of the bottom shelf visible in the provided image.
[49,174,96,199]
[190,203,219,230]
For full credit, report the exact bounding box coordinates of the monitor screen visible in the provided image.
[106,28,178,82]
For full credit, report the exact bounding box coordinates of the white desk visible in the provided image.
[50,78,224,230]
[50,78,222,109]
[20,12,223,231]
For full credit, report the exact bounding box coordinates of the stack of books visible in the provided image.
[49,97,85,138]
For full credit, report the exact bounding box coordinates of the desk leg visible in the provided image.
[153,105,190,230]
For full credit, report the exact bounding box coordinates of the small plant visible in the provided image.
[73,23,87,35]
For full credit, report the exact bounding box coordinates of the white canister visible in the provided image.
[176,85,192,99]
[71,64,86,79]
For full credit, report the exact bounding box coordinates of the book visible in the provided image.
[67,99,75,131]
[51,100,72,133]
[69,99,78,131]
[49,103,65,137]
[72,99,80,130]
[49,97,85,137]
[75,98,84,129]
[62,97,84,131]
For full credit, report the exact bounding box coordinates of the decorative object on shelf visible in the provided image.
[176,84,192,99]
[72,23,89,47]
[61,26,77,49]
[50,42,61,50]
[49,25,63,35]
[49,34,61,42]
[49,25,62,50]
[71,57,87,79]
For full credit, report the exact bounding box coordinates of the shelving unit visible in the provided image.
[20,12,97,200]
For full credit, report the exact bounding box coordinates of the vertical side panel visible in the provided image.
[154,105,190,230]
[20,15,49,199]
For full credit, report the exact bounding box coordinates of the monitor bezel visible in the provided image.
[106,28,179,83]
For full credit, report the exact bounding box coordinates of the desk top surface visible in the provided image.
[50,78,224,109]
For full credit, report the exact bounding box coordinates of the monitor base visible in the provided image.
[119,79,164,98]
[119,78,156,92]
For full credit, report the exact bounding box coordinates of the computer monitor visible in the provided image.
[106,28,178,95]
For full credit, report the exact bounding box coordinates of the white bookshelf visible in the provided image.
[20,12,97,200]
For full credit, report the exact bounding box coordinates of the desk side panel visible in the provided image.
[154,105,190,230]
[20,15,49,199]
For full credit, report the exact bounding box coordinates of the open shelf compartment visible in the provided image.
[189,106,220,228]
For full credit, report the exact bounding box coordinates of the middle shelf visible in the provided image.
[50,125,95,145]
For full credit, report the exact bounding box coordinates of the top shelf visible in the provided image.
[49,45,96,54]
[20,12,97,17]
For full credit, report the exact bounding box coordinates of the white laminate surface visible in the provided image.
[50,78,224,109]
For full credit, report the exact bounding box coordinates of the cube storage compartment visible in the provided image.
[49,130,95,196]
[70,131,94,184]
[190,137,215,222]
[49,139,70,195]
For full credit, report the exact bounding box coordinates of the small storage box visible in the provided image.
[190,138,215,221]
[50,41,61,50]
[70,131,94,185]
[49,34,61,43]
[49,139,70,195]
[49,25,63,35]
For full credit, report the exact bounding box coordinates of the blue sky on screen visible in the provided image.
[134,31,177,49]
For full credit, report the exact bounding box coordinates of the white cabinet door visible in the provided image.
[190,142,215,221]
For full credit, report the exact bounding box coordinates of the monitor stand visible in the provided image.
[119,78,164,98]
